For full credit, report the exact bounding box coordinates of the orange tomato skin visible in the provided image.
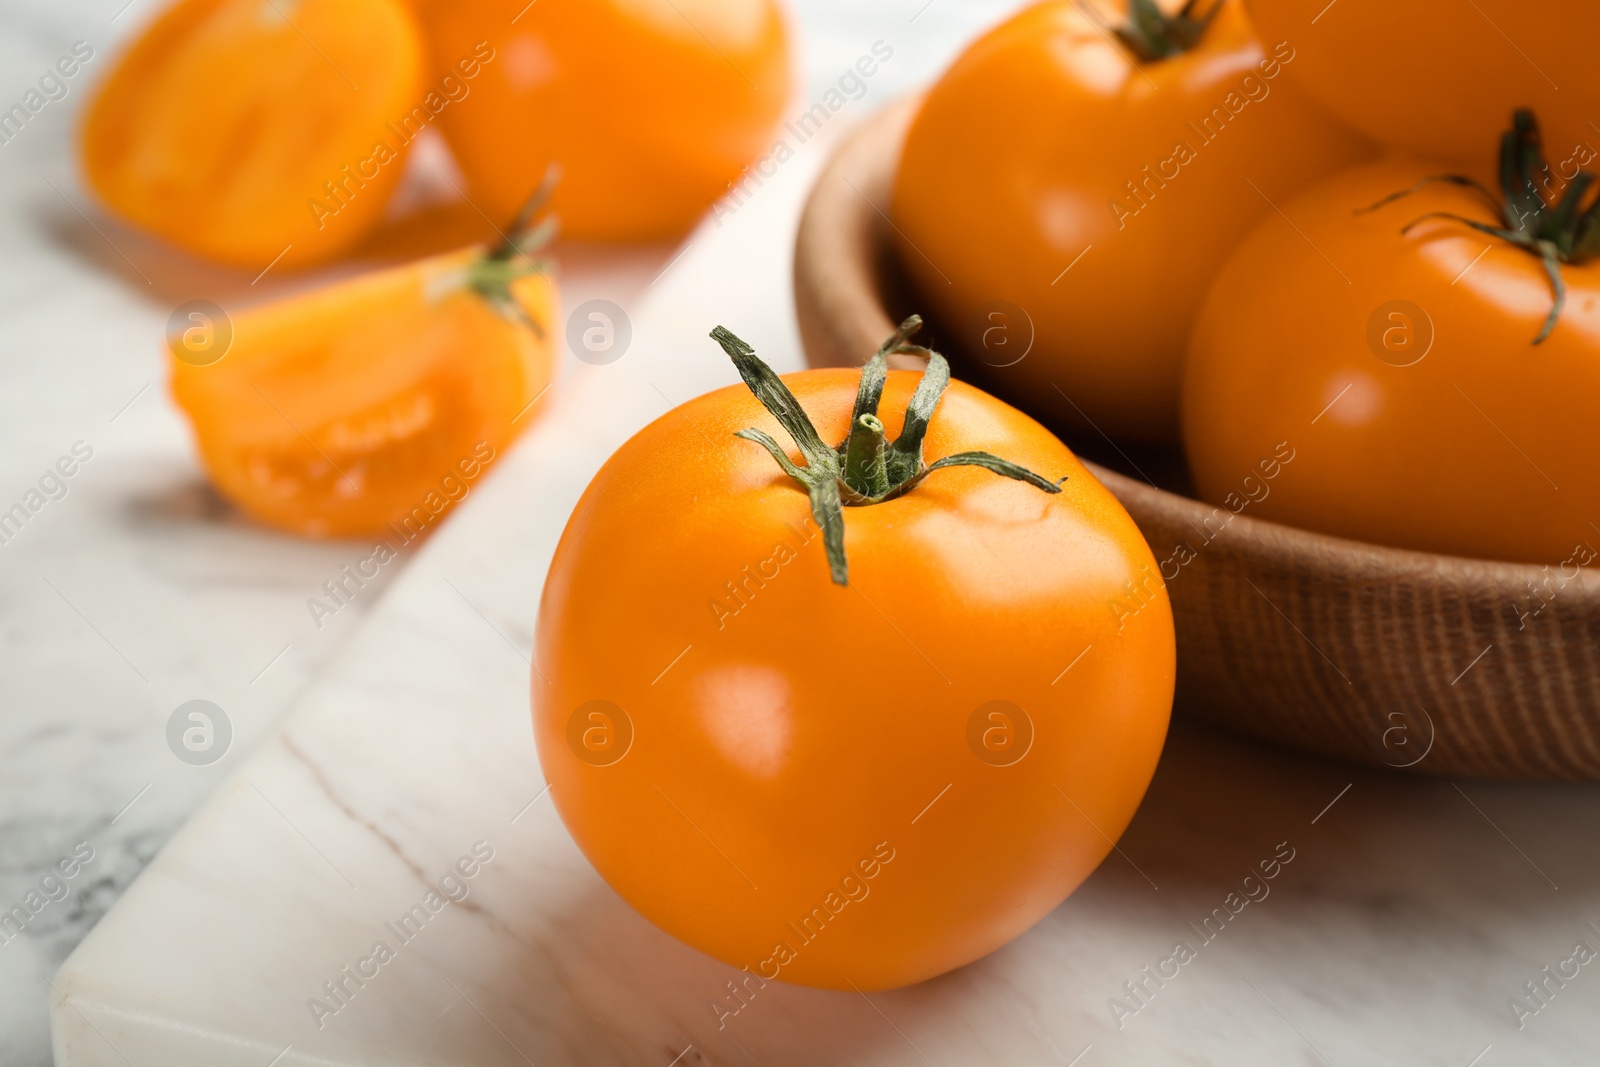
[534,370,1174,989]
[170,250,555,538]
[419,0,791,242]
[1182,155,1600,564]
[1244,0,1600,171]
[81,0,425,271]
[891,0,1370,444]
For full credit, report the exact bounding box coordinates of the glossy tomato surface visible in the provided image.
[1182,155,1600,564]
[420,0,791,242]
[891,0,1370,443]
[535,367,1174,989]
[171,249,555,538]
[1245,0,1600,170]
[82,0,424,270]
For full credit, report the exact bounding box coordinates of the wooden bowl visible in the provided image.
[794,97,1600,781]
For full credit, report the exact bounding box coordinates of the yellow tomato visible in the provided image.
[892,0,1370,443]
[536,326,1174,988]
[1183,151,1600,563]
[1245,0,1600,170]
[419,0,791,241]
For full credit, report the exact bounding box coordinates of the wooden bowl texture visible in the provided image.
[793,96,1600,781]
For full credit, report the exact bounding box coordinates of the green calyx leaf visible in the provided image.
[710,317,1067,586]
[1085,0,1222,62]
[468,165,561,336]
[1359,108,1600,344]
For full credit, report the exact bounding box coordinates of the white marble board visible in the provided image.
[25,1,1600,1065]
[2,1,1026,1061]
[50,132,1600,1067]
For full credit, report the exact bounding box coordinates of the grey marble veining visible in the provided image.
[46,127,1600,1066]
[12,1,1599,1065]
[49,334,1600,1066]
[0,7,719,1065]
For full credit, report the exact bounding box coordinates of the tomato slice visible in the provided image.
[82,0,424,269]
[171,251,555,537]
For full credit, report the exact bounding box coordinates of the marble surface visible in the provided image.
[9,0,1600,1064]
[0,1,1035,1063]
[47,251,1600,1062]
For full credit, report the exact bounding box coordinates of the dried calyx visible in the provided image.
[1080,0,1222,62]
[469,165,561,335]
[1361,109,1600,344]
[710,316,1067,586]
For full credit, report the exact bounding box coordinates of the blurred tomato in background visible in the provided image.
[420,0,792,242]
[892,0,1370,444]
[1244,0,1600,172]
[81,0,426,269]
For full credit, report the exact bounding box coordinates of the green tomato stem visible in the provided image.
[1359,108,1599,344]
[710,317,1066,586]
[469,165,561,336]
[1084,0,1221,63]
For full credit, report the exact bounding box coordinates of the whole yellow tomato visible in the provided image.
[1244,0,1600,170]
[534,322,1174,989]
[1183,115,1600,564]
[419,0,790,242]
[891,0,1370,444]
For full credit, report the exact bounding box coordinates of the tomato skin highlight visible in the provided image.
[418,0,791,242]
[1244,0,1600,172]
[891,0,1371,444]
[1182,155,1600,564]
[81,0,425,270]
[170,249,555,539]
[534,369,1174,990]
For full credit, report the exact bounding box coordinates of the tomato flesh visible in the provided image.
[82,0,425,269]
[171,251,554,538]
